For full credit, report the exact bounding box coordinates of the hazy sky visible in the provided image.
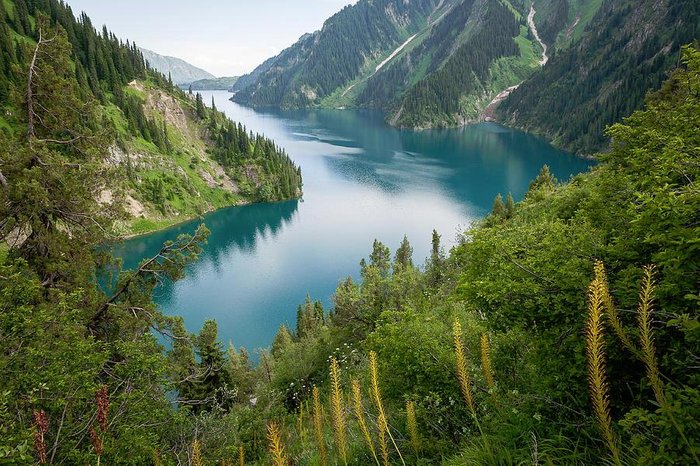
[65,0,355,77]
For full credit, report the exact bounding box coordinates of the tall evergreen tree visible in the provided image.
[394,235,413,271]
[0,14,114,287]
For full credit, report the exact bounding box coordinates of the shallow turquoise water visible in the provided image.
[113,91,593,355]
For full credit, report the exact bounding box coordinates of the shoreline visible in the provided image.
[228,99,596,160]
[117,195,302,240]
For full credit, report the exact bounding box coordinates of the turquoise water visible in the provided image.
[113,91,593,355]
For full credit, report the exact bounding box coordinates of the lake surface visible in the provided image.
[113,90,594,355]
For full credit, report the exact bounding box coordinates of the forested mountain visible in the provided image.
[231,0,595,127]
[499,0,700,154]
[139,47,215,85]
[232,0,445,108]
[377,0,537,128]
[182,76,239,91]
[234,0,698,155]
[0,0,301,236]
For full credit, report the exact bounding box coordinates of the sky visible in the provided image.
[65,0,355,77]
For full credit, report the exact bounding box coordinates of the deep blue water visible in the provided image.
[113,91,593,355]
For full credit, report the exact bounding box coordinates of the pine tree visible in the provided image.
[271,325,293,357]
[195,92,206,118]
[13,0,32,36]
[394,235,413,271]
[190,320,234,413]
[0,14,113,286]
[528,165,556,192]
[491,194,506,219]
[367,239,391,276]
[505,193,515,218]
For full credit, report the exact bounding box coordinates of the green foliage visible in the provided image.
[620,386,700,465]
[207,110,302,202]
[201,44,698,465]
[0,0,302,239]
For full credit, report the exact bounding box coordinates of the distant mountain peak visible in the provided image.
[139,47,215,85]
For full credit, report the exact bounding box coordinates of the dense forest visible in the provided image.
[0,0,301,236]
[232,0,441,109]
[1,0,697,451]
[233,0,541,127]
[498,0,700,154]
[386,0,522,127]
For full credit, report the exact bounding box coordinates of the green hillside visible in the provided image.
[182,76,239,91]
[0,0,301,236]
[233,0,698,155]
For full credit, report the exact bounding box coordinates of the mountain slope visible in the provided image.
[231,0,568,128]
[497,0,699,154]
[0,0,301,236]
[139,47,215,85]
[232,0,444,108]
[378,0,539,128]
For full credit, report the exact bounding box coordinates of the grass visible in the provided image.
[514,24,540,64]
[126,218,186,237]
[102,103,129,137]
[0,113,13,134]
[556,0,605,48]
[405,401,419,456]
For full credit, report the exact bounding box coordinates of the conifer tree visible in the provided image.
[367,239,391,277]
[491,194,506,219]
[394,235,413,271]
[272,325,293,357]
[505,193,515,219]
[195,92,206,119]
[1,14,114,287]
[528,165,556,192]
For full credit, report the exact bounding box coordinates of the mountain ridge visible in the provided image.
[139,47,215,85]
